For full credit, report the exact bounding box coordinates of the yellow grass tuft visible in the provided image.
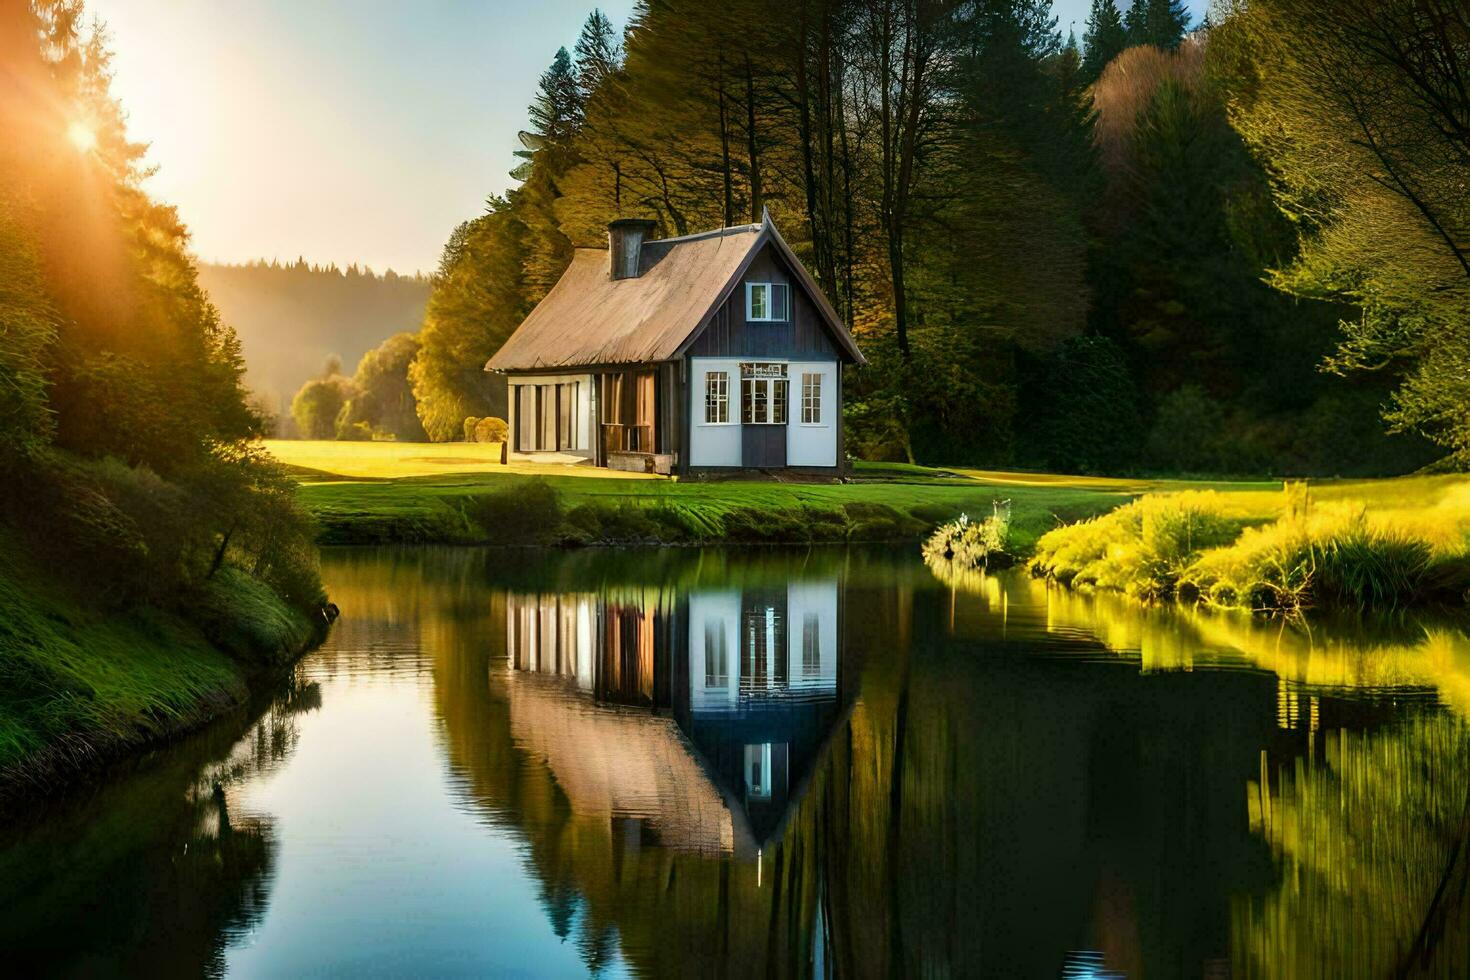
[1032,477,1470,612]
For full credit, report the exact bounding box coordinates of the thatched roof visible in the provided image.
[486,212,863,372]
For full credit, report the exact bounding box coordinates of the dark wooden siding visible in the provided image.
[685,244,841,360]
[658,361,680,456]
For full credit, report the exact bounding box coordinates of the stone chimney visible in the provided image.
[607,218,656,280]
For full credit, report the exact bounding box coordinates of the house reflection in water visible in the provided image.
[504,580,844,858]
[508,593,666,706]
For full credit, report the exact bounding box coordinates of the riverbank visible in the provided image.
[267,439,1269,553]
[0,533,325,806]
[1029,476,1470,612]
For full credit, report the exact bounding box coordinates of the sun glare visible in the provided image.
[67,121,97,153]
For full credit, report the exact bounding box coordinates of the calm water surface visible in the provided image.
[3,546,1470,978]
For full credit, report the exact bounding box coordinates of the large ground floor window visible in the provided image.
[515,381,579,451]
[740,362,788,425]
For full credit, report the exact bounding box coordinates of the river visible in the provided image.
[2,546,1468,977]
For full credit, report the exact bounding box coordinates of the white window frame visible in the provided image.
[800,372,824,426]
[741,377,788,425]
[703,371,732,425]
[745,282,789,322]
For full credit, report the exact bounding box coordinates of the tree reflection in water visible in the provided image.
[404,547,1470,978]
[2,547,1466,977]
[0,671,319,977]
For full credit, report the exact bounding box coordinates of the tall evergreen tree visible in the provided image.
[1124,0,1147,42]
[1126,0,1190,49]
[573,9,621,102]
[1144,0,1191,49]
[527,47,583,145]
[1082,0,1128,82]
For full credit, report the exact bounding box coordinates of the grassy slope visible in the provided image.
[0,532,319,792]
[0,534,241,781]
[266,440,1283,552]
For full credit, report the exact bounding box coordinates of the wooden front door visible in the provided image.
[740,363,788,468]
[742,425,786,468]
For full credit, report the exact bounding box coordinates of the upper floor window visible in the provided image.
[745,282,789,322]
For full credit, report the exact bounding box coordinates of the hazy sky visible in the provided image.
[89,0,635,275]
[89,0,1206,276]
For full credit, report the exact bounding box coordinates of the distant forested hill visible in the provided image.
[198,260,430,420]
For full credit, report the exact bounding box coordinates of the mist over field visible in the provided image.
[198,261,429,417]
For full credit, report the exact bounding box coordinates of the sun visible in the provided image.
[66,120,97,153]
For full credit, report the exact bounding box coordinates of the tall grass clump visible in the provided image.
[1036,483,1470,613]
[1030,491,1247,600]
[922,501,1012,574]
[1181,504,1469,612]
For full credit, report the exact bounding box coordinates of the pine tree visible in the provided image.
[527,47,583,145]
[1144,0,1190,50]
[1082,0,1128,82]
[1124,0,1147,42]
[1126,0,1190,49]
[573,10,621,102]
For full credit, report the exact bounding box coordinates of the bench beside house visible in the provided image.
[485,210,864,476]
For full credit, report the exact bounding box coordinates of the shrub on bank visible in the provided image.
[1032,491,1248,598]
[8,448,326,625]
[194,566,319,666]
[474,417,508,444]
[922,502,1013,573]
[463,479,563,544]
[565,500,667,544]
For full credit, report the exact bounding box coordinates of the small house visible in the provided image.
[485,210,864,475]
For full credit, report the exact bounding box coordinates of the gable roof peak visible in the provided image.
[486,215,863,372]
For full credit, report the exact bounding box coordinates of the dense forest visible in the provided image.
[197,260,428,432]
[0,1,325,774]
[379,0,1465,477]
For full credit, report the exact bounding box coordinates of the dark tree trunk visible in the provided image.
[796,7,826,279]
[744,53,764,222]
[836,51,855,319]
[718,65,734,227]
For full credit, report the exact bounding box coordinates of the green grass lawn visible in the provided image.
[267,439,1290,551]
